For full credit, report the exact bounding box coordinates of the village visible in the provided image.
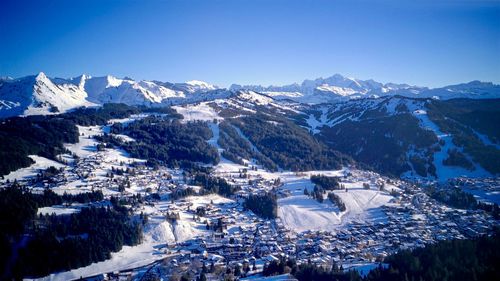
[2,134,498,281]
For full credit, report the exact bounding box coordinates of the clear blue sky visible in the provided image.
[0,0,499,87]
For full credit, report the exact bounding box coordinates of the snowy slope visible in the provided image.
[3,155,65,182]
[277,170,393,232]
[304,96,498,181]
[0,73,225,118]
[409,107,491,181]
[0,72,95,117]
[82,75,188,105]
[2,72,499,118]
[176,80,219,93]
[416,81,500,100]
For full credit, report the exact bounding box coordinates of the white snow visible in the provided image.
[173,102,222,122]
[315,84,359,96]
[178,80,218,94]
[237,91,274,105]
[0,100,21,110]
[278,195,342,232]
[65,125,100,157]
[262,91,303,99]
[2,155,65,182]
[411,108,491,181]
[333,182,392,224]
[35,243,168,281]
[275,170,393,233]
[37,205,80,216]
[0,73,224,118]
[112,133,136,143]
[305,107,329,134]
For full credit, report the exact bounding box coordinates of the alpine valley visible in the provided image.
[1,72,499,281]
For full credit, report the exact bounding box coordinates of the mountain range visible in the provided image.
[231,74,500,103]
[1,72,499,118]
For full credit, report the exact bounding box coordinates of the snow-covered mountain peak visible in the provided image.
[0,73,230,117]
[185,80,213,87]
[454,80,497,89]
[1,72,500,118]
[62,74,89,89]
[231,74,500,103]
[35,72,49,82]
[303,74,365,92]
[178,80,218,93]
[77,74,89,89]
[233,90,274,105]
[105,75,123,87]
[35,72,47,79]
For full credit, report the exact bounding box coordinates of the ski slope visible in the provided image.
[2,155,65,182]
[277,170,394,232]
[410,108,491,181]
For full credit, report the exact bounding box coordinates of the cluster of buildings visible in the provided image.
[2,134,499,281]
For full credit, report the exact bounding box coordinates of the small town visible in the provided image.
[2,128,497,281]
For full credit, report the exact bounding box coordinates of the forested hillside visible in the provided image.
[0,104,179,176]
[309,97,500,178]
[319,112,438,177]
[0,116,79,176]
[364,231,500,281]
[106,116,220,168]
[230,113,352,171]
[0,184,142,279]
[426,99,500,174]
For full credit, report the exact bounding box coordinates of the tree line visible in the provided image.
[230,114,352,172]
[218,121,278,171]
[0,103,171,176]
[0,116,79,176]
[311,175,341,190]
[102,116,220,169]
[244,193,278,219]
[0,184,141,279]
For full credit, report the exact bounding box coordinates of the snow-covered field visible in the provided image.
[2,155,65,182]
[34,242,167,281]
[65,125,100,157]
[333,183,392,224]
[277,170,394,232]
[173,102,222,122]
[37,205,81,216]
[278,194,343,232]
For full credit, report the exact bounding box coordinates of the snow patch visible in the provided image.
[3,155,65,182]
[173,102,222,122]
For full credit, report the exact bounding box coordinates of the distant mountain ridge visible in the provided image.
[230,74,500,103]
[0,72,499,118]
